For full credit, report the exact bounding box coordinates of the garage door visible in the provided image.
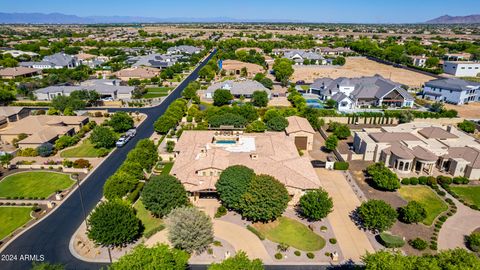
[294,136,308,150]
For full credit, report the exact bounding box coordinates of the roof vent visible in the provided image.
[250,153,258,160]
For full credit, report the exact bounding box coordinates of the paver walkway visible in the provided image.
[438,191,480,250]
[314,168,375,262]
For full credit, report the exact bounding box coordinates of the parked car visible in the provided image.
[126,129,136,138]
[116,136,127,147]
[296,80,306,85]
[311,160,326,168]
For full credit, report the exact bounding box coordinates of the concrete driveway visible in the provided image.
[439,192,480,250]
[314,168,375,262]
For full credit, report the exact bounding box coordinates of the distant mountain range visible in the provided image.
[425,14,480,24]
[0,12,298,24]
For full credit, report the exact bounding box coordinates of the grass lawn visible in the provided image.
[0,172,74,199]
[60,140,110,158]
[142,87,172,99]
[160,162,174,175]
[398,186,448,226]
[0,207,32,239]
[133,200,163,236]
[450,186,480,208]
[253,217,325,251]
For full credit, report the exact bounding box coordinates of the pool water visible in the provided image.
[215,140,237,144]
[305,99,325,108]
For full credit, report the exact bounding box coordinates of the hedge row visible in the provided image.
[334,162,349,170]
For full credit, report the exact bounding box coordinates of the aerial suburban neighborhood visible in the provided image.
[1,1,480,270]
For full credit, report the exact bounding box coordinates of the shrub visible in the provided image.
[398,201,427,224]
[379,232,405,248]
[453,177,469,185]
[73,159,90,169]
[426,176,437,186]
[409,238,428,250]
[401,178,411,185]
[410,177,419,185]
[247,225,265,240]
[277,242,289,252]
[126,182,144,203]
[357,199,397,232]
[418,176,428,185]
[214,205,227,218]
[430,242,438,250]
[334,162,349,170]
[299,188,333,221]
[467,232,480,252]
[275,253,283,260]
[329,238,337,244]
[437,175,453,185]
[438,216,448,222]
[366,162,400,191]
[294,250,301,256]
[306,252,315,259]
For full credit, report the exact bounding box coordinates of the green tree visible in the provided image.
[425,57,440,68]
[357,199,397,232]
[458,120,476,133]
[260,77,273,89]
[51,95,86,112]
[398,111,414,124]
[118,161,145,180]
[36,143,54,157]
[251,91,269,107]
[299,188,333,221]
[31,262,65,270]
[103,171,139,200]
[126,139,158,171]
[142,175,188,218]
[398,201,427,224]
[246,120,267,132]
[332,56,346,66]
[110,244,189,270]
[430,101,444,113]
[266,115,288,131]
[467,232,480,252]
[333,124,351,140]
[166,206,214,253]
[154,115,178,134]
[240,174,290,222]
[109,112,134,132]
[366,162,400,191]
[324,135,338,152]
[87,199,141,247]
[272,58,294,86]
[325,98,337,109]
[0,89,16,105]
[213,89,233,106]
[216,165,255,211]
[208,251,263,270]
[208,113,247,128]
[90,126,117,148]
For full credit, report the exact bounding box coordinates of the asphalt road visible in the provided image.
[0,50,216,270]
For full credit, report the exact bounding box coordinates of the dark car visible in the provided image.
[311,160,326,168]
[296,80,306,85]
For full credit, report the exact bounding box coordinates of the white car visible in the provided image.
[116,137,127,147]
[126,129,136,138]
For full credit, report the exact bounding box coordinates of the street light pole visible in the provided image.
[74,174,88,229]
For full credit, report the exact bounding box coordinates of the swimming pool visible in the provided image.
[215,140,237,145]
[305,99,325,108]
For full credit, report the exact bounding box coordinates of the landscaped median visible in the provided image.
[0,171,74,199]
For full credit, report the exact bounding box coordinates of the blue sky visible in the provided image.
[0,0,479,23]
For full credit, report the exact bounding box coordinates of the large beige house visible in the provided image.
[353,123,480,180]
[0,115,89,149]
[286,116,315,151]
[171,128,321,204]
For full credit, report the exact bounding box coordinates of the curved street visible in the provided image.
[0,50,216,270]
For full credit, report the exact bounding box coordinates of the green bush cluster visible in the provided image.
[334,162,349,170]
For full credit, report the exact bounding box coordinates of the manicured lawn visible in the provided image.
[450,186,480,208]
[133,200,163,236]
[398,186,448,226]
[0,207,32,239]
[142,87,172,99]
[253,217,325,251]
[159,162,174,175]
[60,140,110,158]
[0,172,74,199]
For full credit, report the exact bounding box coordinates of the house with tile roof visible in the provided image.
[167,45,201,55]
[34,79,134,100]
[0,67,41,79]
[353,123,480,180]
[0,115,89,149]
[20,53,79,69]
[310,75,414,112]
[205,79,271,100]
[170,128,321,204]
